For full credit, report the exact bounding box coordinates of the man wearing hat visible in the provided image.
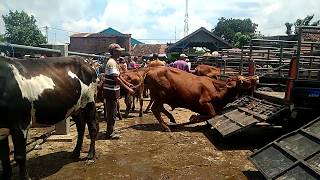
[104,43,134,139]
[170,54,190,72]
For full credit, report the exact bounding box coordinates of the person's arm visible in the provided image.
[119,75,133,87]
[116,76,135,94]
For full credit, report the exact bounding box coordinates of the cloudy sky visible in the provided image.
[1,0,320,44]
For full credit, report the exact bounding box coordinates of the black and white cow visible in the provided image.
[0,55,98,180]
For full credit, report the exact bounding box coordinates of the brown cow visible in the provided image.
[144,61,166,112]
[145,67,258,131]
[193,64,221,79]
[120,68,147,117]
[148,59,166,67]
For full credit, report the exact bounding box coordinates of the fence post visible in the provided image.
[248,58,256,76]
[240,46,243,75]
[223,59,226,75]
[308,43,314,79]
[52,44,70,135]
[279,44,283,77]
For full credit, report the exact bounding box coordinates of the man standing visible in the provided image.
[170,54,190,72]
[104,43,134,139]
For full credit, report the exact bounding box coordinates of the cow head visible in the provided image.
[226,75,258,94]
[236,75,259,92]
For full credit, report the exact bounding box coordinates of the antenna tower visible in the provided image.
[184,0,189,37]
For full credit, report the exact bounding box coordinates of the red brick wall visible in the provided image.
[69,36,131,54]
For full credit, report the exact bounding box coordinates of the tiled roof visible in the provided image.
[131,44,167,56]
[70,33,94,37]
[303,33,320,41]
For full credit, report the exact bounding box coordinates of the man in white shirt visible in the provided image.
[104,43,134,139]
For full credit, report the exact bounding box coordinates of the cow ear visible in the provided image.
[226,81,236,88]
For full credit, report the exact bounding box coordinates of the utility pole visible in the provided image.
[45,26,49,43]
[184,0,189,37]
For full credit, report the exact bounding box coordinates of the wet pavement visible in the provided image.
[10,100,268,180]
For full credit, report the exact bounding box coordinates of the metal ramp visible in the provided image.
[249,116,320,179]
[207,96,287,137]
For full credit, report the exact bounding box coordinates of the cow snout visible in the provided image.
[0,128,10,140]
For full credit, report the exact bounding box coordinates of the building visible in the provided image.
[131,44,167,57]
[167,27,232,53]
[69,27,143,54]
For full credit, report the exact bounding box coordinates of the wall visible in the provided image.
[69,35,131,54]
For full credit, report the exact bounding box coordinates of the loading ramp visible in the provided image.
[249,116,320,179]
[207,96,287,137]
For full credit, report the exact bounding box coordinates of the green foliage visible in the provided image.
[0,34,5,42]
[285,22,293,35]
[285,14,320,35]
[212,17,258,48]
[2,10,47,46]
[233,32,251,48]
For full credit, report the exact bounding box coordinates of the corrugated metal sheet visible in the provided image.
[250,116,320,179]
[208,96,286,137]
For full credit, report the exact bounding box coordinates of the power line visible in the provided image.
[41,26,80,34]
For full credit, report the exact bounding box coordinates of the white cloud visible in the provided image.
[1,0,320,43]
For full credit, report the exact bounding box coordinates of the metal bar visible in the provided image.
[240,46,243,75]
[296,27,302,79]
[279,45,283,77]
[299,26,320,30]
[68,51,106,59]
[0,42,61,54]
[251,39,297,44]
[308,44,314,79]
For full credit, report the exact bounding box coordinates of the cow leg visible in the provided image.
[0,137,12,179]
[180,103,216,126]
[131,96,136,111]
[71,114,85,159]
[11,127,29,180]
[159,105,176,124]
[139,96,143,117]
[84,102,97,160]
[124,95,132,118]
[151,101,171,132]
[144,99,154,113]
[143,88,149,98]
[117,100,122,120]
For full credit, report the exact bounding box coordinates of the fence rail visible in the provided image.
[0,42,107,60]
[191,26,320,80]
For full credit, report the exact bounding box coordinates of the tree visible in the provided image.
[285,14,320,35]
[2,10,46,46]
[212,17,258,48]
[233,32,251,48]
[0,34,5,42]
[285,22,293,35]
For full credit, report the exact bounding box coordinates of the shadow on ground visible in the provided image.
[129,123,209,132]
[242,171,265,180]
[203,126,286,151]
[24,151,82,180]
